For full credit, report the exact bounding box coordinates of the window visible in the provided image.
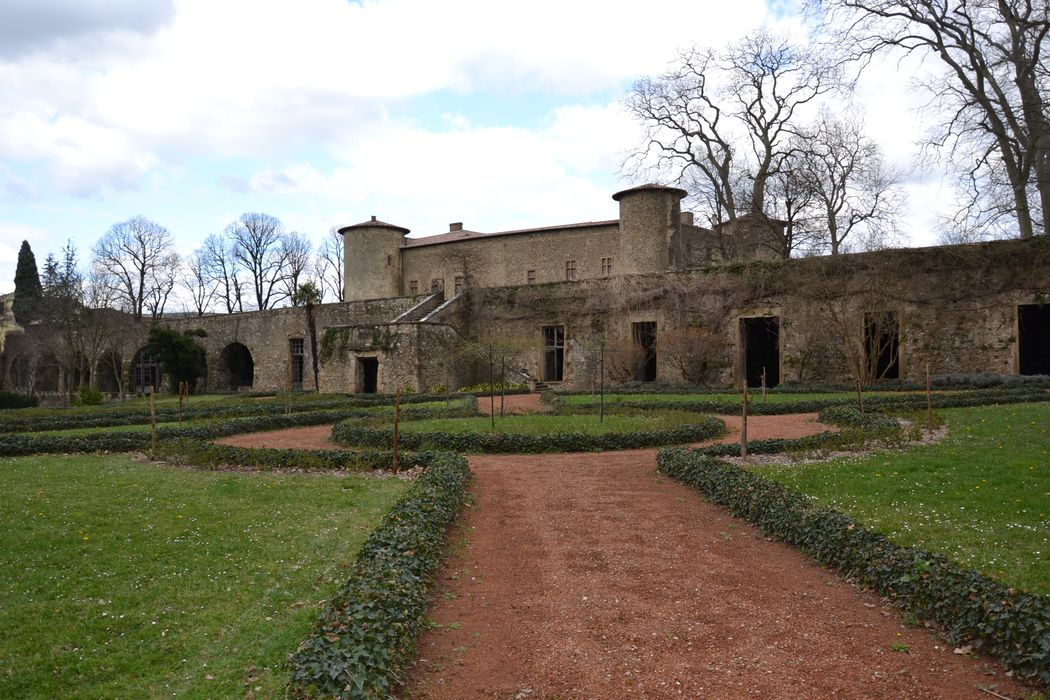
[387,254,392,266]
[454,275,464,295]
[431,278,444,293]
[864,311,900,381]
[543,325,565,381]
[526,270,536,285]
[408,280,418,295]
[565,260,577,281]
[289,337,305,387]
[601,257,612,276]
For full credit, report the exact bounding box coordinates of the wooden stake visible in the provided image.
[926,361,933,436]
[392,387,402,473]
[599,339,605,423]
[761,366,767,402]
[489,351,496,430]
[741,382,749,460]
[149,388,157,458]
[177,381,185,428]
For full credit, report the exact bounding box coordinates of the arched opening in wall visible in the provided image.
[864,311,900,381]
[1018,304,1050,375]
[96,352,122,394]
[8,354,31,392]
[131,347,161,394]
[36,354,60,393]
[740,316,780,388]
[217,343,254,391]
[632,321,657,382]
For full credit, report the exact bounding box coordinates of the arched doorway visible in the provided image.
[216,343,254,391]
[131,347,161,394]
[8,354,31,392]
[96,352,122,394]
[36,354,60,393]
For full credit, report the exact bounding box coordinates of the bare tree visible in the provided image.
[200,233,244,314]
[143,252,180,319]
[228,213,293,310]
[91,216,177,322]
[794,110,905,254]
[315,227,344,302]
[182,248,215,317]
[280,231,313,302]
[819,0,1050,238]
[626,29,843,255]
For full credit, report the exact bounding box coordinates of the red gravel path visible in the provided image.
[212,407,1030,698]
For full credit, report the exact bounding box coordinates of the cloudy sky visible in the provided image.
[0,0,943,298]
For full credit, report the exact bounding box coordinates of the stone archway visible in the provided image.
[8,354,31,392]
[216,342,254,391]
[131,347,161,394]
[96,351,122,394]
[36,354,60,393]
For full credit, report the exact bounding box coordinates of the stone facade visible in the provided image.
[2,186,1049,398]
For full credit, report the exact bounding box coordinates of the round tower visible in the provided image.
[339,216,410,302]
[612,184,687,274]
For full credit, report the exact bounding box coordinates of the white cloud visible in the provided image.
[0,0,770,196]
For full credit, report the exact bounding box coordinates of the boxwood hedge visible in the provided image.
[550,387,1050,416]
[155,440,441,473]
[331,415,726,454]
[0,393,454,434]
[288,451,471,698]
[0,401,480,456]
[657,448,1050,685]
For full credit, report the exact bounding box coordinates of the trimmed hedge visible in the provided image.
[657,448,1050,685]
[0,391,38,410]
[0,401,480,456]
[331,415,726,454]
[0,393,454,434]
[288,452,471,698]
[572,374,1050,395]
[155,440,441,473]
[551,387,1050,416]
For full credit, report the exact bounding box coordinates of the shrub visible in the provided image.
[0,391,37,410]
[332,416,725,454]
[457,382,530,395]
[71,386,104,406]
[657,449,1050,685]
[288,452,470,698]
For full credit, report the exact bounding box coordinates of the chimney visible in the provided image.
[450,222,463,232]
[370,215,377,222]
[680,212,694,226]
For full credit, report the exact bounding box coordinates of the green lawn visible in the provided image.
[0,454,408,699]
[758,403,1050,594]
[399,410,707,435]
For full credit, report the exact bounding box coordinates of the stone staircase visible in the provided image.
[390,293,444,323]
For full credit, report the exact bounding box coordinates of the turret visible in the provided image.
[339,216,410,301]
[612,184,688,274]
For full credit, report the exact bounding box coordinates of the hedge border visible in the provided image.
[0,392,455,434]
[549,387,1050,416]
[288,452,471,698]
[155,440,443,473]
[0,400,480,457]
[657,448,1050,685]
[331,415,726,454]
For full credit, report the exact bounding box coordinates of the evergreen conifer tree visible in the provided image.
[12,240,42,324]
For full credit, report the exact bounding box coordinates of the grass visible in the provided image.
[0,454,409,699]
[399,410,708,435]
[758,402,1050,594]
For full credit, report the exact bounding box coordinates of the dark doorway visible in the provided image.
[1019,304,1050,375]
[289,338,305,391]
[543,325,565,382]
[864,311,901,381]
[740,316,780,388]
[217,343,254,390]
[96,352,122,394]
[358,357,378,393]
[632,321,657,382]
